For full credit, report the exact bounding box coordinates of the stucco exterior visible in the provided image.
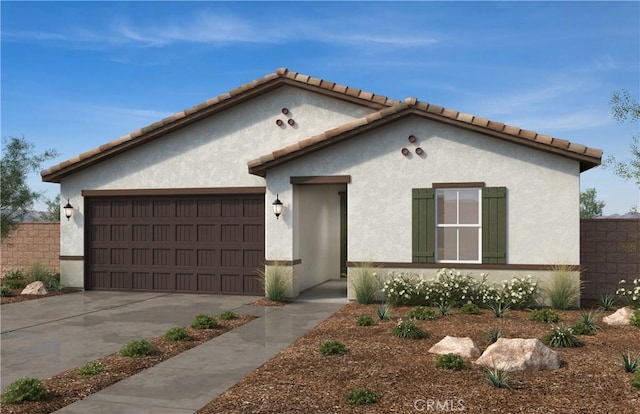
[45,68,599,297]
[58,86,374,288]
[266,116,581,268]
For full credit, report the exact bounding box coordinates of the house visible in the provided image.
[41,68,603,299]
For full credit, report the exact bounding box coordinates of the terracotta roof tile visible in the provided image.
[442,108,459,119]
[471,116,489,127]
[503,125,521,136]
[457,113,474,123]
[550,137,570,149]
[248,97,603,176]
[41,68,601,182]
[320,80,335,89]
[488,121,505,132]
[426,104,444,115]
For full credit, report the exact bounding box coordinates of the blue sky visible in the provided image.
[2,1,639,214]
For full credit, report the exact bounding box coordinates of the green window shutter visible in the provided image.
[412,188,435,263]
[482,187,507,264]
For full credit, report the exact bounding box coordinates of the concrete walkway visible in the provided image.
[0,280,347,413]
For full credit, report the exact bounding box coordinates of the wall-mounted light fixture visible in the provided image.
[272,194,283,219]
[63,199,74,221]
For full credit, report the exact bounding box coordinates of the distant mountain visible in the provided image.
[597,212,640,219]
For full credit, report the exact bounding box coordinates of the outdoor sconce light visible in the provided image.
[63,199,74,221]
[272,194,283,220]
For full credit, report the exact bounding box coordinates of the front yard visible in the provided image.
[200,303,639,413]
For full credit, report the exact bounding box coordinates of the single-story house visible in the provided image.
[42,68,603,299]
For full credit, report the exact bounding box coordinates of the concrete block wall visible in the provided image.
[0,223,60,275]
[580,218,639,304]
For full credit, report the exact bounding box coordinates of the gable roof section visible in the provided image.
[41,68,400,183]
[248,97,603,176]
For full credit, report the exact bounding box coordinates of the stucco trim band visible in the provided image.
[290,175,351,184]
[59,256,84,261]
[81,187,266,197]
[347,262,578,271]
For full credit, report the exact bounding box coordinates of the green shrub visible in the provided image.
[620,351,640,373]
[392,319,426,340]
[319,340,348,355]
[22,262,62,292]
[574,310,601,334]
[218,310,237,320]
[1,377,47,404]
[355,315,375,326]
[632,370,640,388]
[406,306,437,320]
[435,353,469,370]
[76,362,105,376]
[542,265,582,310]
[542,325,583,348]
[0,285,14,297]
[119,339,155,357]
[163,327,191,342]
[376,304,392,320]
[631,309,640,328]
[3,268,24,281]
[483,366,510,388]
[346,388,380,405]
[436,300,452,316]
[571,322,595,336]
[350,264,381,305]
[258,263,292,302]
[191,313,218,329]
[486,301,509,318]
[484,328,505,345]
[528,308,561,324]
[460,302,481,314]
[598,293,617,311]
[2,275,27,289]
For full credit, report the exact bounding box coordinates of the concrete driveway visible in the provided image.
[0,291,263,387]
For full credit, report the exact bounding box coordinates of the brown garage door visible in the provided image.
[86,194,264,294]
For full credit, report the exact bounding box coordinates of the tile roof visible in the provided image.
[248,97,603,176]
[41,68,602,182]
[41,68,399,183]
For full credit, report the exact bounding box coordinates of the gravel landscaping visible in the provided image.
[199,303,640,413]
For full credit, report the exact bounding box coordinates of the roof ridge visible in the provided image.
[248,98,603,175]
[41,68,400,182]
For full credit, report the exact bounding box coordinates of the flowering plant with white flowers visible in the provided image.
[381,272,422,306]
[616,278,640,309]
[500,275,538,309]
[381,268,539,309]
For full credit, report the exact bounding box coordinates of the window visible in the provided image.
[436,188,481,263]
[412,186,506,264]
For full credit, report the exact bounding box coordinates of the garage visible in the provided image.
[85,194,265,294]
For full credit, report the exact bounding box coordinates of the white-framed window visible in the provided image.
[436,188,481,263]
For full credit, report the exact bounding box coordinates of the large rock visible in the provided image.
[475,338,561,371]
[603,307,633,326]
[21,281,48,295]
[428,336,481,359]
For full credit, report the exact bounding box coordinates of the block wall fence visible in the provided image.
[0,223,60,275]
[580,218,639,305]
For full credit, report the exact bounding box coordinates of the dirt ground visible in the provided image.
[199,303,640,414]
[0,288,81,304]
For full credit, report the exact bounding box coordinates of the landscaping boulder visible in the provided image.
[428,336,481,359]
[603,307,633,326]
[21,281,48,295]
[475,338,561,371]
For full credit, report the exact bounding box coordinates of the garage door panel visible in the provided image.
[87,195,264,294]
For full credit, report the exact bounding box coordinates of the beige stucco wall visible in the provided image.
[58,86,375,288]
[266,115,581,269]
